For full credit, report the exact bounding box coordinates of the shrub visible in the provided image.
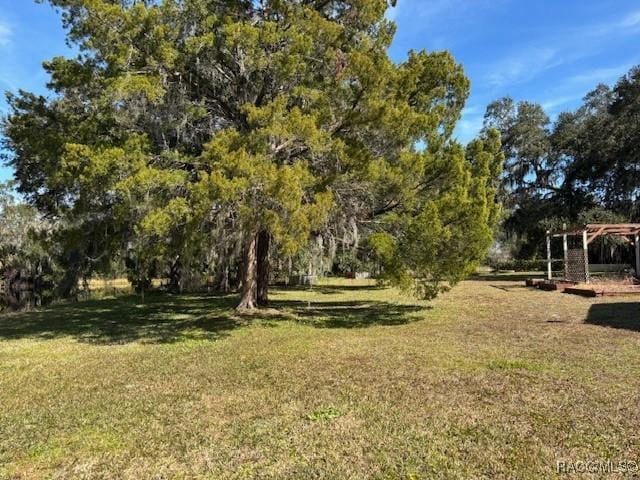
[486,258,562,272]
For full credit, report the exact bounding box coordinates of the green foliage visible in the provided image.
[335,251,365,274]
[3,0,502,301]
[485,66,640,260]
[484,97,553,206]
[0,182,59,309]
[370,131,503,298]
[486,258,557,272]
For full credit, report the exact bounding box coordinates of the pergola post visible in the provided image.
[582,230,590,284]
[546,230,552,281]
[635,234,640,277]
[562,223,568,281]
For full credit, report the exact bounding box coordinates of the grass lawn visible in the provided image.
[1,275,640,479]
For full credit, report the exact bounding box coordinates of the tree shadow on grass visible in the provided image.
[277,285,386,295]
[0,288,426,344]
[489,284,529,292]
[586,303,640,332]
[0,293,241,345]
[268,299,426,329]
[470,273,544,282]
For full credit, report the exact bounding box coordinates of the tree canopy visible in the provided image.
[484,65,640,261]
[3,0,502,308]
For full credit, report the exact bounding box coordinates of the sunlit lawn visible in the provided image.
[1,275,640,479]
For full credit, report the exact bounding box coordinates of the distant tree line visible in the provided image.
[485,65,640,263]
[0,182,57,309]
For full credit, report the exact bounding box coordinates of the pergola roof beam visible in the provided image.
[550,223,640,239]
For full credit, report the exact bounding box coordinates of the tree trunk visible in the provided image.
[168,256,182,293]
[58,250,83,298]
[215,251,231,293]
[237,232,258,310]
[256,230,270,307]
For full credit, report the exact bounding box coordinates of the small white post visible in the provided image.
[546,230,552,281]
[583,230,590,284]
[635,234,640,277]
[562,223,568,281]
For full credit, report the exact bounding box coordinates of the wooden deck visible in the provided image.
[526,278,640,297]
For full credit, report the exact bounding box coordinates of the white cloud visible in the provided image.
[529,61,637,117]
[0,18,12,47]
[461,105,481,116]
[541,95,580,112]
[619,10,640,29]
[481,8,640,91]
[567,63,634,86]
[581,8,640,38]
[485,47,562,88]
[455,111,485,144]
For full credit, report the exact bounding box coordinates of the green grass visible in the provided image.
[1,275,640,479]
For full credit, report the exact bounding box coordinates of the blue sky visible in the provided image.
[1,0,640,182]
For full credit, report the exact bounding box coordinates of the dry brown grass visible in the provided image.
[85,278,166,292]
[1,275,640,479]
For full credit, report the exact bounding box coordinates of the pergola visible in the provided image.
[546,223,640,283]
